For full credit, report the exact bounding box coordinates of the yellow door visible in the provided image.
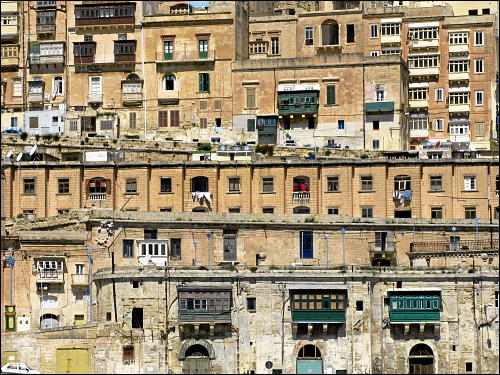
[56,348,89,374]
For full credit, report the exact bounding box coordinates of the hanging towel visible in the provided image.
[404,190,411,200]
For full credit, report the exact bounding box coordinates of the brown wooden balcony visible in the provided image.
[115,54,135,63]
[75,3,135,31]
[36,1,56,8]
[410,239,499,254]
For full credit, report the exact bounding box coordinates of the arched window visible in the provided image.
[293,206,310,214]
[40,314,59,330]
[185,344,210,358]
[409,344,434,374]
[191,176,209,192]
[88,177,109,194]
[126,73,140,81]
[321,20,339,45]
[394,175,411,191]
[298,344,322,358]
[164,74,176,90]
[293,176,310,192]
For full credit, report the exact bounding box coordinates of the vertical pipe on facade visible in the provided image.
[362,64,366,150]
[23,1,29,113]
[141,9,147,140]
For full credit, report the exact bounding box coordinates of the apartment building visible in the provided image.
[2,158,498,220]
[1,210,498,373]
[1,1,24,131]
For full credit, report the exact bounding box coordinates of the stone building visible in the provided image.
[1,210,498,373]
[1,157,498,220]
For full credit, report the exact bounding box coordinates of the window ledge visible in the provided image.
[324,104,339,107]
[244,107,258,110]
[22,193,37,196]
[56,193,71,196]
[124,192,139,196]
[227,191,241,194]
[462,190,479,192]
[261,191,276,194]
[325,191,341,194]
[358,190,375,193]
[159,192,173,195]
[427,190,444,193]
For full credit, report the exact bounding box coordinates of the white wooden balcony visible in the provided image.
[292,191,311,204]
[448,44,468,53]
[449,103,470,113]
[88,94,103,104]
[89,192,107,201]
[448,72,469,81]
[36,270,64,283]
[137,240,169,266]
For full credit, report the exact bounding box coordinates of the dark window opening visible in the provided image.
[356,301,363,311]
[263,207,274,214]
[144,229,157,240]
[123,239,134,258]
[160,177,172,193]
[394,210,412,218]
[132,280,139,289]
[300,231,313,259]
[293,206,310,214]
[191,176,209,192]
[223,229,237,261]
[396,281,402,288]
[321,21,339,45]
[298,344,322,358]
[247,297,256,311]
[465,363,472,372]
[346,24,355,43]
[170,238,181,260]
[131,308,143,329]
[123,346,134,365]
[307,117,315,129]
[468,9,478,15]
[373,120,380,130]
[106,312,112,321]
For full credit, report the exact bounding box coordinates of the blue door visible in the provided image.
[300,231,314,259]
[296,359,323,374]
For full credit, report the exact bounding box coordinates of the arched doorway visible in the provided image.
[179,339,215,374]
[40,313,59,330]
[296,344,323,374]
[409,344,434,374]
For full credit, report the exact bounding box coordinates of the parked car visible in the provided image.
[283,140,298,147]
[1,363,41,374]
[2,127,22,135]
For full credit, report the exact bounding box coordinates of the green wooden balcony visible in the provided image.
[292,310,346,323]
[389,294,441,322]
[278,93,319,115]
[291,291,347,323]
[364,101,395,113]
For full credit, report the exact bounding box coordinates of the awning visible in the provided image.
[408,21,439,28]
[409,83,429,88]
[381,18,402,24]
[288,284,348,290]
[448,87,470,92]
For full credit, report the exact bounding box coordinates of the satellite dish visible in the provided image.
[16,153,23,162]
[29,144,38,156]
[6,150,13,158]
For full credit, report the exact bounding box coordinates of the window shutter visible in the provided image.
[247,119,255,132]
[158,111,168,127]
[327,85,335,104]
[205,73,210,92]
[199,73,203,92]
[170,110,179,127]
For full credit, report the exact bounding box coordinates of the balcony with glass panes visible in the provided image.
[408,88,428,108]
[291,291,346,323]
[408,27,439,49]
[408,55,440,77]
[448,32,469,53]
[380,23,401,44]
[448,59,469,82]
[389,293,441,323]
[448,92,470,113]
[178,288,232,323]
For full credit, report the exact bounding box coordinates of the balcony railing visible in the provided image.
[1,25,18,39]
[122,92,142,105]
[156,50,215,62]
[409,129,429,138]
[36,24,56,34]
[1,55,18,67]
[409,67,439,76]
[36,270,64,283]
[448,72,469,81]
[410,239,499,253]
[292,191,311,204]
[409,39,439,49]
[368,241,396,252]
[448,103,470,113]
[71,274,88,286]
[409,99,428,108]
[380,35,401,44]
[449,44,469,53]
[89,192,107,201]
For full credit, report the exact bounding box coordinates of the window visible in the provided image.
[450,123,469,136]
[376,87,385,102]
[114,41,136,55]
[229,207,241,213]
[13,78,22,97]
[125,178,137,194]
[449,32,468,45]
[123,239,134,258]
[89,76,102,95]
[229,177,240,192]
[69,120,78,132]
[356,301,364,311]
[100,120,112,130]
[246,87,256,108]
[372,140,380,149]
[158,110,179,128]
[435,88,443,102]
[464,176,476,191]
[160,207,172,212]
[270,37,280,55]
[449,59,469,73]
[468,9,478,15]
[328,207,339,215]
[432,119,444,131]
[123,346,134,365]
[247,297,256,311]
[58,178,70,194]
[75,264,85,275]
[475,91,483,106]
[129,112,136,129]
[163,40,173,60]
[362,206,373,218]
[321,21,339,45]
[191,176,209,192]
[24,178,36,194]
[408,27,438,40]
[262,177,274,193]
[381,23,400,36]
[199,73,210,92]
[164,74,175,90]
[144,229,157,240]
[465,206,476,219]
[495,291,499,308]
[327,176,339,192]
[474,30,484,46]
[410,117,428,130]
[53,76,63,96]
[361,176,373,191]
[370,24,378,38]
[223,229,237,261]
[305,26,314,45]
[160,177,172,193]
[198,39,208,59]
[36,10,55,25]
[199,118,207,128]
[380,48,400,55]
[263,207,274,214]
[307,117,315,129]
[370,51,379,57]
[474,59,484,74]
[10,117,17,128]
[292,293,346,313]
[475,123,484,137]
[170,238,181,260]
[131,308,143,329]
[299,231,313,259]
[29,117,39,129]
[430,176,442,191]
[431,207,443,219]
[1,16,17,25]
[409,88,427,100]
[338,120,345,130]
[408,55,439,68]
[346,24,355,43]
[326,85,336,105]
[247,119,255,132]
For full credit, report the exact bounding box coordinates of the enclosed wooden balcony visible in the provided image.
[36,24,56,35]
[75,3,136,31]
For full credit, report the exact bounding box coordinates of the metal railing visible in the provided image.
[410,239,499,253]
[156,49,215,62]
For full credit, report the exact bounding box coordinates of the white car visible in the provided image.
[1,363,41,374]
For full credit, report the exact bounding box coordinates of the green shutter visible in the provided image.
[327,85,336,105]
[247,119,255,132]
[199,73,203,92]
[205,73,210,92]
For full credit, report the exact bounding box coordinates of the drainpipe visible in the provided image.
[141,17,147,140]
